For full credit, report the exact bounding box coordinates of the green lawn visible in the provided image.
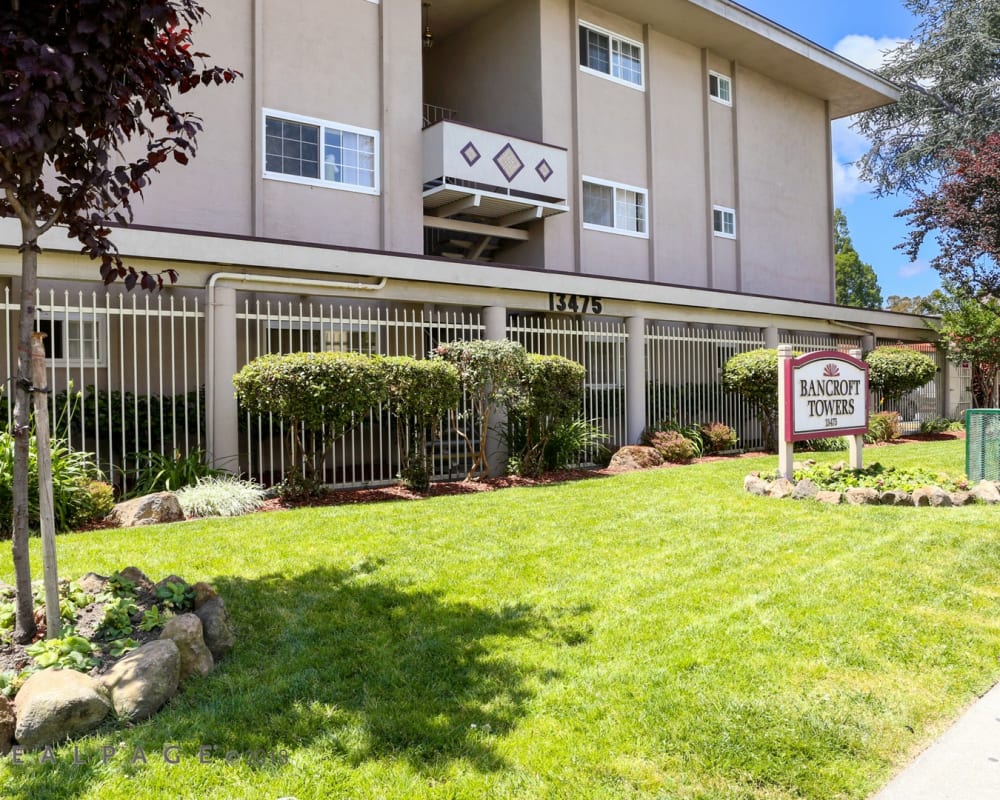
[3,440,999,800]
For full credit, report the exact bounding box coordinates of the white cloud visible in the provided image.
[898,259,930,279]
[832,34,906,71]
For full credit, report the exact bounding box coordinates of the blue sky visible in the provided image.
[741,1,940,303]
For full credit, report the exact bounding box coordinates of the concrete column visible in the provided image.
[776,344,794,478]
[861,334,875,353]
[764,325,779,349]
[626,316,646,444]
[207,285,240,472]
[483,306,508,477]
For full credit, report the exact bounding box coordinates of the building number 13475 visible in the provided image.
[548,293,603,314]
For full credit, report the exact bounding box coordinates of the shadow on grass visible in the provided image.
[3,562,589,799]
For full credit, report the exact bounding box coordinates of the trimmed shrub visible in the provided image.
[432,339,528,480]
[919,416,953,434]
[507,354,587,477]
[383,357,462,492]
[866,411,901,443]
[864,346,937,401]
[641,419,704,458]
[127,448,222,497]
[648,430,696,463]
[233,351,388,494]
[722,349,784,452]
[699,422,738,454]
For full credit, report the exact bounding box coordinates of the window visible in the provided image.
[268,324,378,356]
[579,23,644,89]
[38,316,106,367]
[583,177,648,237]
[263,109,379,194]
[713,206,736,239]
[709,71,732,105]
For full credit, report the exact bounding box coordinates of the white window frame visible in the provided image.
[708,71,732,106]
[267,321,379,356]
[582,176,649,239]
[262,109,380,196]
[39,313,107,368]
[578,21,645,91]
[713,205,737,239]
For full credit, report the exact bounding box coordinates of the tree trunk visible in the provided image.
[32,333,60,639]
[12,219,39,643]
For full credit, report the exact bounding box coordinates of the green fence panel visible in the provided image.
[966,409,1000,482]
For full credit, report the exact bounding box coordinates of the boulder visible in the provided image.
[160,614,214,682]
[0,696,14,755]
[75,572,106,595]
[14,669,111,750]
[816,491,842,505]
[913,486,952,507]
[845,487,880,506]
[102,640,180,722]
[880,490,913,506]
[194,597,235,661]
[971,481,1000,505]
[767,478,795,499]
[791,479,819,501]
[109,493,184,527]
[950,490,975,507]
[608,446,663,471]
[743,475,769,496]
[119,567,154,592]
[191,582,219,611]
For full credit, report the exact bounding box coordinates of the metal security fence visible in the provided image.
[0,287,205,488]
[235,300,484,487]
[874,339,946,429]
[507,314,628,456]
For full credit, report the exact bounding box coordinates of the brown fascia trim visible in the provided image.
[111,222,925,320]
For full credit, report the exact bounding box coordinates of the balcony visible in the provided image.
[422,120,568,258]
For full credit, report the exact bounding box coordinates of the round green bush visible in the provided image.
[722,349,783,451]
[864,346,937,400]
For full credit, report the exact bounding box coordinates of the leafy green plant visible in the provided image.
[59,581,94,623]
[866,411,902,443]
[26,636,99,671]
[648,430,697,463]
[865,346,937,401]
[766,461,969,494]
[96,596,138,640]
[139,605,173,631]
[544,418,608,470]
[106,637,139,658]
[155,580,194,611]
[106,571,138,599]
[383,357,462,492]
[699,421,737,454]
[128,448,223,497]
[234,351,388,495]
[176,475,266,518]
[506,354,587,477]
[798,436,849,452]
[920,416,954,434]
[0,600,13,633]
[0,669,29,698]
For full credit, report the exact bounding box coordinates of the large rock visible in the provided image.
[109,493,184,527]
[792,479,819,501]
[191,582,219,611]
[160,614,214,682]
[913,486,952,507]
[815,491,842,505]
[0,695,14,755]
[102,640,180,722]
[194,597,235,662]
[767,478,795,499]
[14,669,111,750]
[971,481,1000,504]
[743,475,769,496]
[608,446,663,471]
[119,567,154,592]
[845,487,880,506]
[76,572,106,595]
[880,490,913,506]
[950,490,974,507]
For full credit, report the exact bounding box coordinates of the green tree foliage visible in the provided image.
[834,209,883,309]
[864,346,938,401]
[0,0,237,644]
[506,354,586,477]
[927,286,1000,405]
[722,349,782,452]
[233,352,387,494]
[855,0,1000,195]
[383,358,462,493]
[884,293,944,314]
[432,340,528,481]
[900,134,1000,298]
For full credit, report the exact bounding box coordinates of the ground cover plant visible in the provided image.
[1,440,998,800]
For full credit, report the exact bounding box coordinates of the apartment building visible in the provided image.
[0,0,947,485]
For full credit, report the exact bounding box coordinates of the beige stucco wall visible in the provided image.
[737,66,833,302]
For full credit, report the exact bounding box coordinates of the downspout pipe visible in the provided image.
[204,271,388,467]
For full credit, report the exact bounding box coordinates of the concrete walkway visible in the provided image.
[871,681,1000,799]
